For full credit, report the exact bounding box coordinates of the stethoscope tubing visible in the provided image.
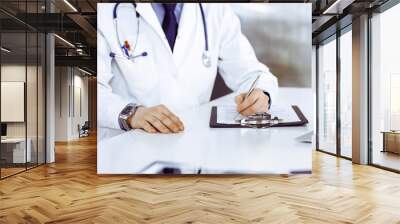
[198,4,208,52]
[112,3,210,67]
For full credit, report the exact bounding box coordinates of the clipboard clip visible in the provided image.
[239,112,282,128]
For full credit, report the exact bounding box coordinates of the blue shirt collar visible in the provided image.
[151,3,183,24]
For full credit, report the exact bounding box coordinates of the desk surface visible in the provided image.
[98,88,313,174]
[1,138,28,143]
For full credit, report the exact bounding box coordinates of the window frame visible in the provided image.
[315,24,353,161]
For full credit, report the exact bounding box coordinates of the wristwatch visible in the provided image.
[118,103,140,131]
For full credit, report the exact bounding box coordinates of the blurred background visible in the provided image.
[211,3,311,99]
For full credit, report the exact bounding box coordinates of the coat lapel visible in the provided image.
[172,4,199,68]
[135,3,172,54]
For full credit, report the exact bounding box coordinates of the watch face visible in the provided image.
[122,106,133,115]
[120,114,129,120]
[121,105,136,118]
[119,105,137,131]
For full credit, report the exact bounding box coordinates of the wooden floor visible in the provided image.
[0,167,26,178]
[373,150,400,171]
[1,135,400,224]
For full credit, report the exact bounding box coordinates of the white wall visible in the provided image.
[1,65,41,138]
[71,73,89,138]
[1,66,26,138]
[55,66,69,141]
[54,67,89,141]
[1,82,25,122]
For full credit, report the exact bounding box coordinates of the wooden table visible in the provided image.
[382,131,400,154]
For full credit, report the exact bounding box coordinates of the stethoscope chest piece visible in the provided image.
[202,51,211,68]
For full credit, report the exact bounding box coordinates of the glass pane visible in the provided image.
[38,32,45,165]
[1,0,46,178]
[371,3,400,171]
[26,0,39,169]
[318,37,337,154]
[1,30,27,177]
[340,29,352,158]
[27,31,38,169]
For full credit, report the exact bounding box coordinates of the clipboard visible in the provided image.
[209,105,308,128]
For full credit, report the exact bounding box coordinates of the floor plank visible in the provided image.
[1,135,400,224]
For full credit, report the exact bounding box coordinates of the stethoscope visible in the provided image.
[109,3,211,68]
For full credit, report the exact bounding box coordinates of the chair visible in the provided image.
[79,121,90,138]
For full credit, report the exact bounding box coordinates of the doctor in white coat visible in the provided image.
[97,3,278,134]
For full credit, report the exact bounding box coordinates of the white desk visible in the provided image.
[1,138,32,163]
[98,88,313,174]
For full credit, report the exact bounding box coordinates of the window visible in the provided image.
[340,29,352,158]
[1,30,28,178]
[370,2,400,171]
[0,0,46,179]
[317,37,337,155]
[316,24,353,159]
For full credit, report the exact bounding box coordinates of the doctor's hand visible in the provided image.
[129,105,184,134]
[235,88,270,116]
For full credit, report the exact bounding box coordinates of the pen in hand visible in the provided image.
[234,75,261,120]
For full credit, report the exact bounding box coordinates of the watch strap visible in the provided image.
[118,103,138,131]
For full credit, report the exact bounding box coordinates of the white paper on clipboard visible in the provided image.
[216,105,301,125]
